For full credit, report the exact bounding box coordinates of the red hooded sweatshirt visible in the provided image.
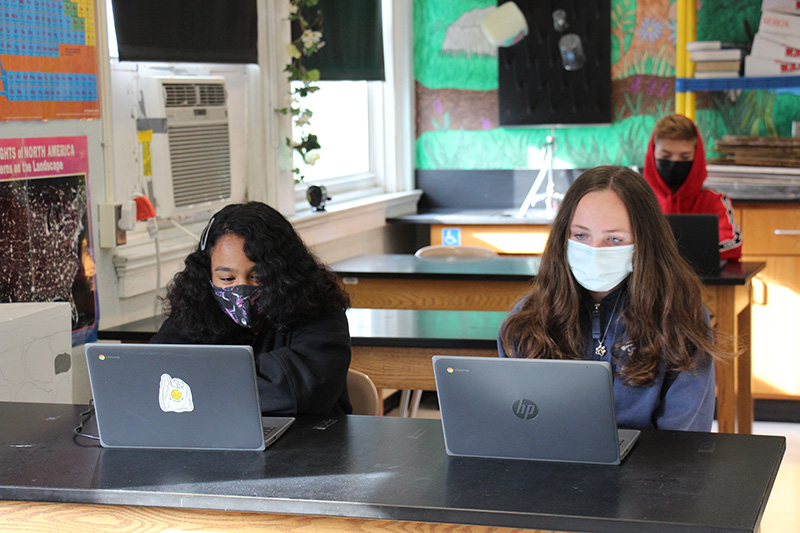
[643,125,742,261]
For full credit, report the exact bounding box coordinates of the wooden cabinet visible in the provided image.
[429,224,550,254]
[741,204,800,399]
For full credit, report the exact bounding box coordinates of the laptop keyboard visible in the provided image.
[263,426,276,437]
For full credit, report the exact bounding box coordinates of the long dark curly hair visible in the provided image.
[161,202,349,343]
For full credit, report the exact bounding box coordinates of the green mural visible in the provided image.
[413,0,498,91]
[414,0,800,170]
[696,0,760,43]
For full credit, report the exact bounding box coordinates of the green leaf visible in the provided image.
[305,134,321,150]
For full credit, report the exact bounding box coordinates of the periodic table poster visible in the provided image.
[0,0,100,120]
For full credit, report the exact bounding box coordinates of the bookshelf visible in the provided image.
[676,75,800,92]
[676,0,800,117]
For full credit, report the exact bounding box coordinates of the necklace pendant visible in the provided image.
[595,343,607,357]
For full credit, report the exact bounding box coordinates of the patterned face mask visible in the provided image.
[210,282,265,328]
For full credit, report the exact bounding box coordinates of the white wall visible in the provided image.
[0,303,72,404]
[97,61,255,328]
[2,0,418,404]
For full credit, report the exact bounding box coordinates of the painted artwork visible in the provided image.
[414,0,800,171]
[0,136,97,345]
[0,0,100,120]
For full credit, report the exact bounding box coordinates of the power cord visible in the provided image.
[73,400,101,446]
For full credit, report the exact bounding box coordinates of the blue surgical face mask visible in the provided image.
[210,282,265,328]
[567,240,634,293]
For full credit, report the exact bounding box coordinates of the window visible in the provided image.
[292,79,385,204]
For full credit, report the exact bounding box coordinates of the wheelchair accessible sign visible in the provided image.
[442,227,461,246]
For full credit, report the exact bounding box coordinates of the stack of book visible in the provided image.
[687,42,745,79]
[744,0,800,77]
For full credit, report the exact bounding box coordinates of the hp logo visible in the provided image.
[512,399,539,420]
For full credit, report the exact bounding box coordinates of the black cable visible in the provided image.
[73,399,101,446]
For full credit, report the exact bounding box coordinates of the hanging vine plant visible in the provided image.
[275,0,324,183]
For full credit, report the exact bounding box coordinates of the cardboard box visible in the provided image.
[752,32,800,61]
[0,302,72,404]
[761,0,800,15]
[744,54,800,76]
[759,10,800,36]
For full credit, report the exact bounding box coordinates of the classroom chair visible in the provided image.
[347,369,381,416]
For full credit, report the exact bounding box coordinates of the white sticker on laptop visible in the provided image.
[158,373,194,413]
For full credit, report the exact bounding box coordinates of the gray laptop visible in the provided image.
[432,356,640,465]
[85,343,294,451]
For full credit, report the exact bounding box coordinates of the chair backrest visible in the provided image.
[347,369,381,416]
[415,245,498,258]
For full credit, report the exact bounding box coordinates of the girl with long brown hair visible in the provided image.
[499,166,720,431]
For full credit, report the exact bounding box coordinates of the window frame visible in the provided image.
[292,80,387,208]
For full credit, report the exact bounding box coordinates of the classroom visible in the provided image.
[1,0,799,531]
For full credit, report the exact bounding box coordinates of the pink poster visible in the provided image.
[0,136,97,345]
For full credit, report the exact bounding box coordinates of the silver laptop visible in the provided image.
[85,343,294,451]
[432,356,640,465]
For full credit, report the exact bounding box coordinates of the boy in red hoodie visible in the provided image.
[643,114,742,261]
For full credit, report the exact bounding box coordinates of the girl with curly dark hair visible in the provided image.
[152,202,352,415]
[499,166,724,431]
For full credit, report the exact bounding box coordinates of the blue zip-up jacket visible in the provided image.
[498,291,715,431]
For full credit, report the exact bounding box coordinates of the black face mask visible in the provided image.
[656,159,693,191]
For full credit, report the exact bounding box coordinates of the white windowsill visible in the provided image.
[291,189,421,248]
[111,190,422,298]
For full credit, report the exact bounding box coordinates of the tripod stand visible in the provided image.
[514,129,564,219]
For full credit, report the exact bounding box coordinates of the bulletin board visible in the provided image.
[0,136,98,346]
[498,0,612,126]
[0,0,100,120]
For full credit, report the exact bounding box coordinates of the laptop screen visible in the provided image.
[666,214,724,276]
[85,343,271,450]
[432,355,639,464]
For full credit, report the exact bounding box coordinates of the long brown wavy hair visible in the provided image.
[500,166,722,386]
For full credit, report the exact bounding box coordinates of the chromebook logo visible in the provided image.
[446,367,454,373]
[98,354,105,360]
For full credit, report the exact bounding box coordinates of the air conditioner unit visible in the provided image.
[140,76,233,218]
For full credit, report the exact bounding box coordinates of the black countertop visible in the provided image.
[331,254,764,286]
[347,308,505,349]
[333,254,541,281]
[99,258,764,345]
[393,208,557,225]
[99,308,507,350]
[0,402,785,532]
